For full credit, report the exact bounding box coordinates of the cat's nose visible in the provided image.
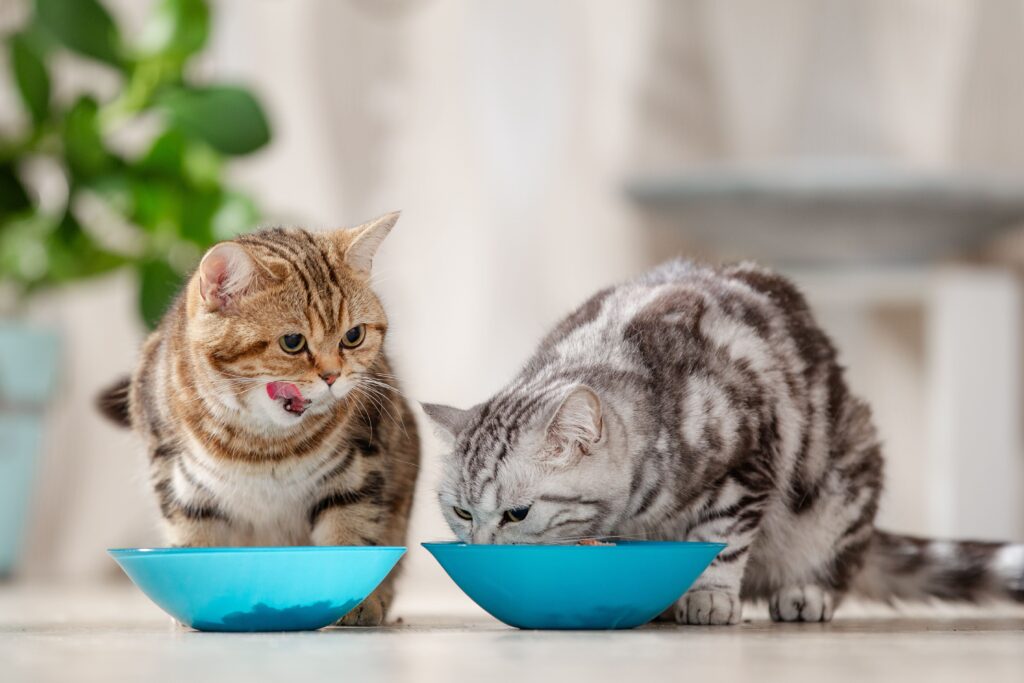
[320,372,340,386]
[471,528,495,544]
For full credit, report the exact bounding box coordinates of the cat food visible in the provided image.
[577,539,615,546]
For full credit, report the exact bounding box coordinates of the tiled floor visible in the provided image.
[2,585,1022,683]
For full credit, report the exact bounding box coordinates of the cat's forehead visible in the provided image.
[451,452,536,508]
[449,421,544,504]
[453,409,514,458]
[233,228,381,326]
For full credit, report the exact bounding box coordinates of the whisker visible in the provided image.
[354,381,410,441]
[536,531,664,545]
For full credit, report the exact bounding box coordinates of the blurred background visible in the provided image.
[2,0,1024,613]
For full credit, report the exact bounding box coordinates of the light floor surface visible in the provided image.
[1,584,1022,683]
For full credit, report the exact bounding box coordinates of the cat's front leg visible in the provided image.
[675,560,747,625]
[674,480,769,625]
[309,490,395,626]
[155,473,234,548]
[164,517,233,548]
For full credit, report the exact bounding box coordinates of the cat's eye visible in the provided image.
[502,506,531,524]
[453,506,473,521]
[279,333,307,354]
[340,324,366,349]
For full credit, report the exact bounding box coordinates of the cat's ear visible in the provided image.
[198,242,256,311]
[421,402,475,445]
[341,211,400,275]
[543,385,604,462]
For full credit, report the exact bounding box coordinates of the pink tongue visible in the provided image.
[266,381,304,402]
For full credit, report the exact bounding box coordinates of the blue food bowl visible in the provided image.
[423,541,724,630]
[109,546,404,631]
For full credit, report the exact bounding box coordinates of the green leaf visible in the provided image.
[177,188,259,245]
[128,178,181,233]
[134,127,223,187]
[138,258,183,329]
[35,0,123,67]
[88,174,132,214]
[63,97,112,178]
[137,127,187,176]
[8,213,125,288]
[181,140,221,187]
[0,163,31,214]
[47,234,124,281]
[9,33,50,124]
[179,189,218,244]
[159,86,271,155]
[137,0,209,60]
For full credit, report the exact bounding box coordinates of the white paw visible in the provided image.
[769,585,834,622]
[675,590,742,625]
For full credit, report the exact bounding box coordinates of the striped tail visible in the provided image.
[96,376,132,428]
[851,530,1024,603]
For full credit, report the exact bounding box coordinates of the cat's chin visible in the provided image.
[259,405,308,428]
[252,394,317,428]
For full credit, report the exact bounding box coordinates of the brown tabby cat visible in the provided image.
[99,212,420,625]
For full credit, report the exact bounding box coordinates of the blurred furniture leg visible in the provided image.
[926,267,1024,540]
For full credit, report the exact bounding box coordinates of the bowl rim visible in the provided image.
[421,540,726,551]
[108,546,406,557]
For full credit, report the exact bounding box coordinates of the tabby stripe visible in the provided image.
[176,459,209,494]
[199,412,339,462]
[209,340,269,366]
[245,238,325,328]
[713,544,751,564]
[181,503,229,521]
[472,472,496,499]
[632,483,663,517]
[293,229,341,313]
[308,471,386,525]
[536,494,609,517]
[315,450,356,486]
[694,493,769,526]
[307,232,342,289]
[838,492,879,542]
[152,443,178,460]
[153,477,228,522]
[351,436,380,457]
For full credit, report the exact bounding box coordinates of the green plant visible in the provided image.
[0,0,271,328]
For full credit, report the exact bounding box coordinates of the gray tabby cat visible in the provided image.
[423,259,1024,625]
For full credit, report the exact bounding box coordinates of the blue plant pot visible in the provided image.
[0,322,59,576]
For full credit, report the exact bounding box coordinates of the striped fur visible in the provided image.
[424,259,1024,625]
[99,213,420,626]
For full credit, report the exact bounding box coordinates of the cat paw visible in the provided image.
[769,585,834,622]
[675,590,742,625]
[336,595,387,626]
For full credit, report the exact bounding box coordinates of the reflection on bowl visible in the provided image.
[109,546,404,632]
[423,541,724,630]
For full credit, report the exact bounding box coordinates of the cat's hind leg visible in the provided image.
[748,472,879,623]
[767,585,835,622]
